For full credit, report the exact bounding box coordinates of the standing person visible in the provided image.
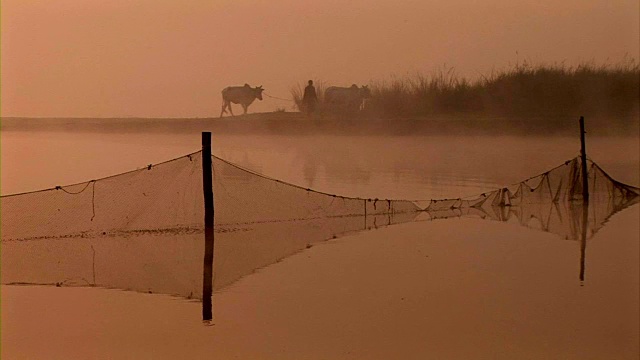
[302,80,318,115]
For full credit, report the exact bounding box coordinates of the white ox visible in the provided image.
[220,84,264,117]
[324,85,371,113]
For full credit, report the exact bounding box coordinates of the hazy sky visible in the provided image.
[1,0,638,117]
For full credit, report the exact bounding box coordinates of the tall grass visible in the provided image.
[366,60,640,118]
[291,80,328,112]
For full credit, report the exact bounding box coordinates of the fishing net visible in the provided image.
[0,151,419,298]
[1,152,205,299]
[210,155,420,290]
[418,157,639,241]
[1,149,638,300]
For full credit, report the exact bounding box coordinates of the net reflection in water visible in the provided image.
[1,151,638,300]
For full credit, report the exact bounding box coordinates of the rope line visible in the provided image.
[263,93,294,102]
[211,153,608,205]
[55,181,94,195]
[211,154,393,202]
[3,148,638,206]
[91,181,96,221]
[1,150,202,198]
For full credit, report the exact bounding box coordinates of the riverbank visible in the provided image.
[2,112,638,136]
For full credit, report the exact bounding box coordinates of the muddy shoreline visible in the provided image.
[2,112,638,136]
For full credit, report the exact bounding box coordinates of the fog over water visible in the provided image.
[2,128,638,197]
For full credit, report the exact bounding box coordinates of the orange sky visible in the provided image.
[1,0,638,117]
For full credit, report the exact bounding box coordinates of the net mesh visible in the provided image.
[1,150,638,299]
[1,152,205,298]
[417,158,639,240]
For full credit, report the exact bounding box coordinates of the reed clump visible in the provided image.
[366,60,640,118]
[291,80,328,113]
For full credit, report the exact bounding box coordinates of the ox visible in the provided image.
[324,85,371,113]
[220,84,264,117]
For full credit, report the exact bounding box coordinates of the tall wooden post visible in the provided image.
[579,117,589,203]
[202,132,215,321]
[579,116,589,283]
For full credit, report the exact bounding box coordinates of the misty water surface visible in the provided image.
[1,127,639,359]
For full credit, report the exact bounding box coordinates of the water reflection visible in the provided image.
[2,187,636,302]
[580,201,588,283]
[417,197,638,282]
[2,152,637,304]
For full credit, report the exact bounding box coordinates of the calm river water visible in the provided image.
[1,125,639,359]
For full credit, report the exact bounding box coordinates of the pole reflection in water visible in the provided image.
[580,200,588,284]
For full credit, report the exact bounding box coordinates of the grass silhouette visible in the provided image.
[366,60,639,118]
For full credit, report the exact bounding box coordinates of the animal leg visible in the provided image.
[242,104,248,114]
[220,101,228,117]
[228,103,234,116]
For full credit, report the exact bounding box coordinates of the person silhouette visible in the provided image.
[302,80,318,114]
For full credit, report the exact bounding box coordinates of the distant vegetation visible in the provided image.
[292,60,639,119]
[368,60,639,118]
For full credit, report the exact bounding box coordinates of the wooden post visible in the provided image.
[364,199,367,229]
[202,132,215,321]
[579,116,589,203]
[578,116,589,283]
